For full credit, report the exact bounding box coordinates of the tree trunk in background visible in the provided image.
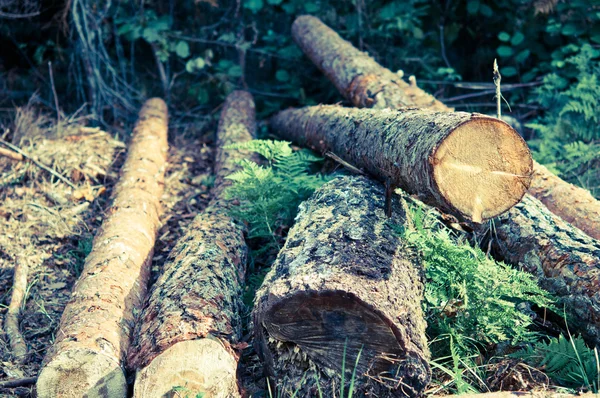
[291,14,600,240]
[271,105,532,223]
[36,98,169,398]
[475,193,600,348]
[127,91,256,398]
[253,175,430,397]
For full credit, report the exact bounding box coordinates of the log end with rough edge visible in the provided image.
[432,114,532,222]
[133,339,239,398]
[36,349,127,398]
[254,176,430,396]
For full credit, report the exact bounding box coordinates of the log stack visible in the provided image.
[127,91,256,398]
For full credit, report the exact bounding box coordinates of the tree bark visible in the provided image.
[291,14,600,240]
[127,91,256,398]
[36,98,169,398]
[271,105,532,223]
[4,256,29,365]
[475,193,600,347]
[253,175,430,397]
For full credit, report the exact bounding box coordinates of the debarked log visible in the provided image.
[127,91,256,398]
[253,175,430,397]
[271,105,532,223]
[291,14,600,240]
[36,98,169,398]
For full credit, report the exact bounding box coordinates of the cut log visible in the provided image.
[127,91,256,398]
[271,105,532,223]
[291,14,600,240]
[36,98,169,398]
[253,175,430,397]
[476,193,600,347]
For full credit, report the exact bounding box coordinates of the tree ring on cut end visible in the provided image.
[432,116,532,222]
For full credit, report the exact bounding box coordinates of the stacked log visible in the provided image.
[271,105,532,223]
[291,14,600,240]
[253,175,430,397]
[127,91,256,398]
[36,98,169,397]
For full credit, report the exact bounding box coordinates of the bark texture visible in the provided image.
[529,163,600,240]
[476,193,600,347]
[253,175,430,397]
[271,105,532,222]
[128,91,255,398]
[292,14,600,240]
[36,98,169,398]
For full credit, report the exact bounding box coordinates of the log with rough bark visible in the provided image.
[291,14,600,240]
[253,175,430,397]
[476,193,600,347]
[271,105,532,223]
[127,91,255,398]
[36,98,169,398]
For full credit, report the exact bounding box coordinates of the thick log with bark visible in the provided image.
[253,175,430,397]
[271,105,532,223]
[476,193,600,347]
[292,14,600,240]
[127,91,255,398]
[36,98,169,398]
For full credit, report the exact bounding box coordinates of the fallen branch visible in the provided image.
[291,15,600,240]
[0,146,24,161]
[128,91,255,398]
[253,175,430,397]
[271,105,532,223]
[36,98,169,398]
[0,376,37,389]
[4,256,29,365]
[0,139,76,189]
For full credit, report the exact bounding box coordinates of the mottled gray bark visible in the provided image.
[253,175,430,397]
[128,91,255,398]
[292,14,600,241]
[271,105,532,223]
[476,194,600,347]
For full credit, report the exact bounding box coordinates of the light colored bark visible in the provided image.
[4,256,29,364]
[36,98,169,398]
[254,175,430,397]
[128,91,256,398]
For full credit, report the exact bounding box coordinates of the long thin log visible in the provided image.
[127,91,255,398]
[271,105,532,223]
[4,256,29,365]
[36,98,169,398]
[476,193,600,347]
[253,175,430,397]
[291,14,600,240]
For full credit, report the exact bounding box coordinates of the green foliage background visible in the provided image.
[1,0,598,192]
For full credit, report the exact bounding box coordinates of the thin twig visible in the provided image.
[0,139,76,188]
[4,256,29,365]
[0,10,40,19]
[48,61,61,123]
[325,151,366,175]
[493,59,501,119]
[0,376,37,389]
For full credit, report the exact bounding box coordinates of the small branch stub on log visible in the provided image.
[271,105,532,223]
[476,193,600,347]
[254,175,430,397]
[36,98,169,398]
[128,91,256,398]
[292,14,600,240]
[4,256,29,365]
